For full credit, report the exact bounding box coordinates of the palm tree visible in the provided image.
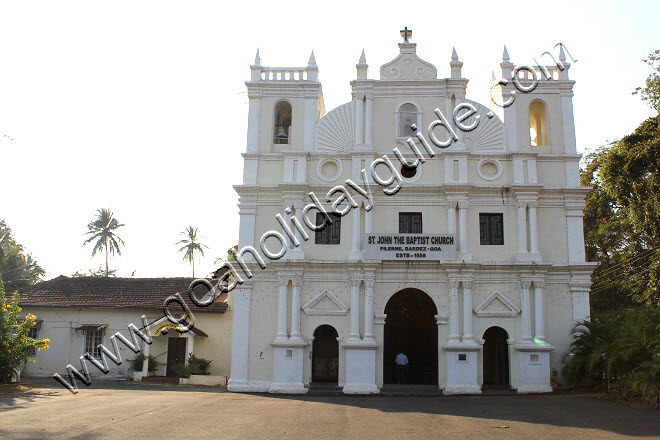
[176,226,208,278]
[82,208,125,277]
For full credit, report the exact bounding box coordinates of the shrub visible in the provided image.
[128,353,159,372]
[174,365,191,378]
[188,355,211,375]
[562,308,660,405]
[0,282,50,383]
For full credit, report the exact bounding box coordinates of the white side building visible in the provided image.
[228,32,597,394]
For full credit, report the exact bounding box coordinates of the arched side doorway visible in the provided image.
[312,325,339,383]
[483,326,510,387]
[384,288,438,385]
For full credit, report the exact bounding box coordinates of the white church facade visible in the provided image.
[227,31,597,394]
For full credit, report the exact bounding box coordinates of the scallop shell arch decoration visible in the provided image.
[460,99,506,150]
[315,101,355,152]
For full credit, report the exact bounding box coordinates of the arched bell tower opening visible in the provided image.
[384,288,438,385]
[273,100,292,145]
[482,326,510,387]
[311,325,339,383]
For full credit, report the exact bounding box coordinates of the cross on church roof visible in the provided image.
[400,27,412,43]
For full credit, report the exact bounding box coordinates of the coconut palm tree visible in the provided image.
[176,226,208,278]
[82,208,125,277]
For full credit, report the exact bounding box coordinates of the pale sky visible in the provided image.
[1,0,657,280]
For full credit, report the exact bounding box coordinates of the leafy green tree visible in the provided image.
[82,209,125,277]
[72,265,117,278]
[214,246,238,265]
[0,220,45,292]
[176,226,208,278]
[633,50,660,113]
[0,281,50,383]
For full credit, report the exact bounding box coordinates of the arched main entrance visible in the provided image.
[384,288,438,385]
[483,326,510,387]
[312,325,339,383]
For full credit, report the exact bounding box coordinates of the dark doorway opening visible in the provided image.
[312,325,339,383]
[384,289,438,385]
[166,337,187,377]
[483,326,510,387]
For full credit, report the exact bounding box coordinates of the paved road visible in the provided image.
[1,381,658,439]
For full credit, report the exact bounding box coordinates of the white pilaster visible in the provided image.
[246,94,261,153]
[350,205,362,260]
[365,205,373,235]
[290,278,302,340]
[276,278,288,341]
[364,279,375,340]
[228,286,252,391]
[349,279,361,340]
[533,280,545,342]
[457,200,470,259]
[364,95,373,147]
[519,280,532,342]
[355,97,364,146]
[528,201,539,257]
[517,200,528,256]
[447,279,460,343]
[461,280,474,342]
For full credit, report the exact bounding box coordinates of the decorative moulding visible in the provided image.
[302,289,349,315]
[473,290,520,317]
[379,43,437,81]
[316,158,343,182]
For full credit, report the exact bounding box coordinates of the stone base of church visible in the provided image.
[228,379,271,393]
[443,343,482,395]
[516,384,553,394]
[343,340,380,394]
[443,385,483,395]
[269,382,308,394]
[515,343,554,394]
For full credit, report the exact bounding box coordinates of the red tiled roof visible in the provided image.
[19,276,228,314]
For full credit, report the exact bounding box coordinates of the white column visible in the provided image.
[519,280,532,342]
[533,280,545,342]
[294,202,305,248]
[290,278,302,340]
[457,200,468,255]
[228,286,252,390]
[246,96,261,153]
[349,279,361,340]
[238,202,257,260]
[447,200,456,240]
[517,200,528,254]
[355,96,364,146]
[364,95,373,146]
[448,279,460,343]
[141,339,150,377]
[282,203,292,252]
[276,278,288,341]
[364,279,375,340]
[462,280,474,342]
[528,201,539,255]
[365,205,373,235]
[351,204,361,257]
[185,335,194,365]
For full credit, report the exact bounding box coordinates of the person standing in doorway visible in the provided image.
[394,352,409,384]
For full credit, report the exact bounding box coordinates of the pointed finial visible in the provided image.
[451,47,459,61]
[502,45,510,62]
[254,48,261,66]
[491,70,496,82]
[358,49,366,65]
[558,43,566,62]
[308,51,316,66]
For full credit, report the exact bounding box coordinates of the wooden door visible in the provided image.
[166,338,187,377]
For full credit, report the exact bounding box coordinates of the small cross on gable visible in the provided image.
[400,27,412,43]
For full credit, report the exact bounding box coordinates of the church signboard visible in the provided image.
[365,234,456,261]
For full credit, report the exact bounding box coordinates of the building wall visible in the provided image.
[21,307,232,379]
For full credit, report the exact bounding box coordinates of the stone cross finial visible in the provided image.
[400,27,412,43]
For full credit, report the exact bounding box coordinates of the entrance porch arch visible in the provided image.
[482,326,510,387]
[383,288,438,385]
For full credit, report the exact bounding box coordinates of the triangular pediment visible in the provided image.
[303,289,348,316]
[474,290,520,317]
[380,43,437,81]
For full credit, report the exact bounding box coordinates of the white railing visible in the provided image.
[259,67,309,81]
